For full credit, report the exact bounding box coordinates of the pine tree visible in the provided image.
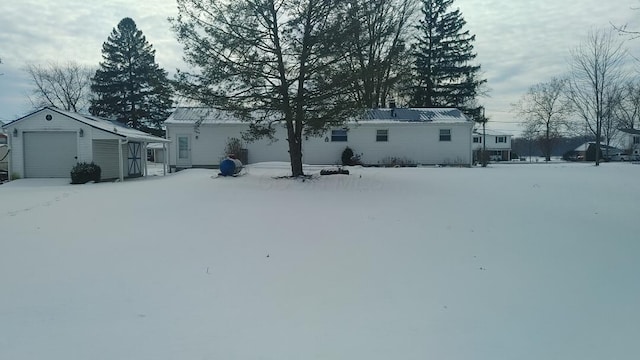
[410,0,485,118]
[90,18,173,134]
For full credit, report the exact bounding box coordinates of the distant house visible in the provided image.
[164,107,475,170]
[569,142,624,161]
[472,129,512,162]
[0,122,7,144]
[617,129,640,152]
[147,142,166,163]
[1,107,169,180]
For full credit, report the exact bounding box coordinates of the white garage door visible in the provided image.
[24,132,78,178]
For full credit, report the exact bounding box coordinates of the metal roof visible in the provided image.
[361,108,471,123]
[2,107,169,143]
[165,107,244,124]
[165,107,472,125]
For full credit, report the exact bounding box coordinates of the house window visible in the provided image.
[634,136,640,144]
[376,129,388,142]
[473,136,481,143]
[331,129,348,142]
[439,129,451,142]
[496,136,507,143]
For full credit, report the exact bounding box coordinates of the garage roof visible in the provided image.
[2,107,169,143]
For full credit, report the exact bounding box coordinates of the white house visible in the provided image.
[472,129,512,161]
[164,107,475,170]
[617,129,640,152]
[1,107,170,181]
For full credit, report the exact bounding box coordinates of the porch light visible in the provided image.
[13,128,18,137]
[79,129,84,137]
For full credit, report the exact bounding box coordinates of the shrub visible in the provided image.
[341,147,354,165]
[70,162,101,184]
[380,156,414,167]
[224,137,247,164]
[341,147,361,166]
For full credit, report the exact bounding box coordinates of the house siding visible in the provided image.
[302,123,473,166]
[167,120,473,168]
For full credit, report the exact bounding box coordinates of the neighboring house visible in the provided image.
[147,142,166,163]
[617,129,640,153]
[1,107,169,180]
[0,144,7,174]
[0,125,6,177]
[164,107,474,170]
[569,142,624,161]
[472,129,512,162]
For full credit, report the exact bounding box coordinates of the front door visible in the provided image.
[176,135,191,167]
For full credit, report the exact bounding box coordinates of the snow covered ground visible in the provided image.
[1,162,639,360]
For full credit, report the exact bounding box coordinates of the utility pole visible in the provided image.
[480,107,487,167]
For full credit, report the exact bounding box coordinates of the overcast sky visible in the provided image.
[1,0,639,135]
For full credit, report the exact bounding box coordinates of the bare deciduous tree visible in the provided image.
[513,77,573,161]
[600,84,624,158]
[568,28,627,165]
[616,81,640,129]
[25,61,93,112]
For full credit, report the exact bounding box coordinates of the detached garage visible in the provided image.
[1,107,169,181]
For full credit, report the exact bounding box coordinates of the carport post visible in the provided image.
[143,142,147,177]
[118,138,124,182]
[163,142,167,176]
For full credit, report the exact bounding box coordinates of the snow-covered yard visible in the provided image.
[1,162,639,360]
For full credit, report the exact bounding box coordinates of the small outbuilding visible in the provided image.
[1,107,170,181]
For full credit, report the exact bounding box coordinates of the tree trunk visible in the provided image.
[288,135,304,177]
[545,124,551,162]
[595,124,601,166]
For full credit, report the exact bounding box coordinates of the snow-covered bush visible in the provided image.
[70,162,101,184]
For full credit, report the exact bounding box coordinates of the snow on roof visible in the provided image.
[2,107,169,143]
[620,128,640,135]
[573,142,623,152]
[165,107,244,124]
[473,129,512,137]
[165,107,472,125]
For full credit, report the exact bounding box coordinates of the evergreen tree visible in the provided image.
[90,17,173,134]
[345,0,416,108]
[410,0,485,118]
